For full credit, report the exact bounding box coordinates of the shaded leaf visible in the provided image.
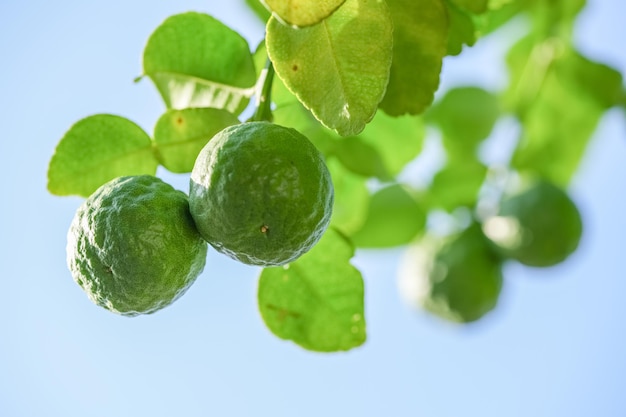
[429,158,487,211]
[261,0,346,27]
[451,0,488,14]
[379,0,448,115]
[267,0,393,136]
[143,12,257,114]
[258,228,366,352]
[245,0,272,23]
[446,2,478,56]
[351,184,426,248]
[428,86,500,153]
[327,158,370,235]
[153,108,240,173]
[47,115,158,197]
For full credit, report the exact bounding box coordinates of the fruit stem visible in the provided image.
[249,59,275,123]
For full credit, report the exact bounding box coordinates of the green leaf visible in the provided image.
[428,86,500,153]
[142,12,257,114]
[451,0,488,14]
[429,158,487,211]
[327,158,370,236]
[47,115,158,197]
[266,0,393,136]
[261,0,346,27]
[258,228,366,352]
[350,184,426,248]
[333,137,391,180]
[153,108,240,173]
[245,0,272,23]
[446,2,478,56]
[379,0,448,116]
[507,39,623,185]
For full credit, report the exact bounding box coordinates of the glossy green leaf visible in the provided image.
[327,158,370,236]
[379,0,448,116]
[429,158,487,211]
[428,86,500,153]
[351,184,426,248]
[266,0,393,136]
[258,228,366,352]
[142,12,257,114]
[153,108,240,173]
[261,0,346,27]
[47,115,158,197]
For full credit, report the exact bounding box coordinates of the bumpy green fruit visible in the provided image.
[400,224,503,323]
[483,180,583,267]
[189,121,334,266]
[66,175,208,316]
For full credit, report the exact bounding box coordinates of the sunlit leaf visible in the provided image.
[267,0,393,136]
[507,38,623,185]
[244,0,272,23]
[142,12,257,114]
[153,108,240,173]
[379,0,448,116]
[258,228,366,352]
[47,115,158,197]
[261,0,346,27]
[350,184,426,248]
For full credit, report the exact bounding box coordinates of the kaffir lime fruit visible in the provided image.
[482,180,583,267]
[66,175,208,316]
[399,224,503,323]
[189,121,333,266]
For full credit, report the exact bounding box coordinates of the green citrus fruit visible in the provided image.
[66,175,208,316]
[189,121,333,266]
[399,224,503,323]
[483,180,583,267]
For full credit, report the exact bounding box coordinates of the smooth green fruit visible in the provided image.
[399,224,503,323]
[483,180,583,267]
[189,121,333,266]
[67,175,208,316]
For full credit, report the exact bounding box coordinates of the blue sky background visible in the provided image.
[1,1,625,416]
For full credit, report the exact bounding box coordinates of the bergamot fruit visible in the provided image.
[482,180,583,267]
[66,175,208,316]
[399,224,503,323]
[189,121,333,266]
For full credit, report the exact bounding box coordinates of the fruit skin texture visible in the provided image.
[401,224,503,323]
[189,121,334,266]
[488,180,583,267]
[66,175,208,316]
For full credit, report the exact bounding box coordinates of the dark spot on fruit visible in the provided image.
[292,64,299,71]
[176,117,184,125]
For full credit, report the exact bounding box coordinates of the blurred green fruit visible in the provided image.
[483,180,583,267]
[399,224,503,323]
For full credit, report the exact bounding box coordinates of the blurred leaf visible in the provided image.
[451,0,488,14]
[507,37,623,185]
[142,12,257,114]
[351,184,426,248]
[153,108,240,173]
[327,158,370,235]
[258,228,366,352]
[261,0,346,27]
[333,137,391,180]
[446,2,478,56]
[429,158,488,211]
[428,86,500,153]
[475,0,523,36]
[47,115,158,197]
[267,0,393,136]
[379,0,448,115]
[244,0,272,22]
